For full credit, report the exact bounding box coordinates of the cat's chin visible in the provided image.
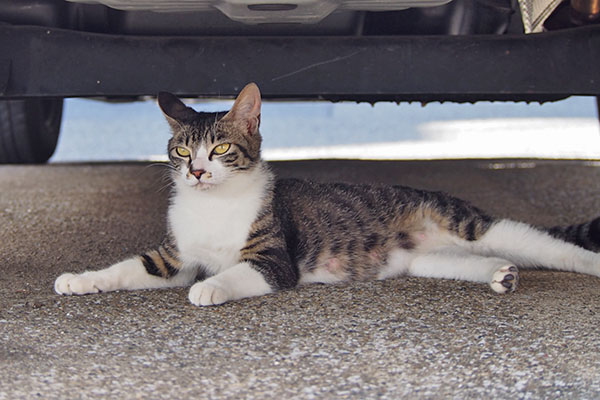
[191,181,217,191]
[178,179,217,191]
[196,182,217,191]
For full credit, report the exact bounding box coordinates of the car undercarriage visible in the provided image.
[0,0,599,162]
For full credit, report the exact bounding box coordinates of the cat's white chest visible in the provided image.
[169,174,267,274]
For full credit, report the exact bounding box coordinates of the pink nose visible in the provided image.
[190,168,206,179]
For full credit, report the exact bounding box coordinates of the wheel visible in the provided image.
[0,98,63,163]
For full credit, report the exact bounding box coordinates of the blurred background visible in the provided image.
[50,96,600,162]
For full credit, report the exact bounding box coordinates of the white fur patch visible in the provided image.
[54,257,197,295]
[170,164,271,276]
[300,266,345,284]
[475,219,600,276]
[407,249,513,283]
[376,248,413,280]
[188,262,272,306]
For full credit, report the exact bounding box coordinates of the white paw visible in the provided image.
[490,265,519,294]
[188,280,231,306]
[54,272,101,295]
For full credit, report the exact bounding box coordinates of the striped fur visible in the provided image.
[271,179,496,282]
[139,241,181,279]
[547,217,600,252]
[55,83,600,305]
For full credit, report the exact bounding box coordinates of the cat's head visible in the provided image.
[158,83,263,190]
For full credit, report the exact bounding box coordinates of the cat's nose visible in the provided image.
[190,168,206,179]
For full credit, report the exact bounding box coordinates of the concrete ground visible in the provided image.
[1,159,600,399]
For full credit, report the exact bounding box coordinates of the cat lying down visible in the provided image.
[55,83,600,306]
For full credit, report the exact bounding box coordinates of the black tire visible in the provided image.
[0,98,64,163]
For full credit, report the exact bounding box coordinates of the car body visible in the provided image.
[1,0,599,162]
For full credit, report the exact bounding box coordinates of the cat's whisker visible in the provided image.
[144,162,170,169]
[156,180,174,194]
[159,171,178,191]
[138,162,178,193]
[141,162,176,178]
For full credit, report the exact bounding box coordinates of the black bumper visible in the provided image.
[1,24,600,102]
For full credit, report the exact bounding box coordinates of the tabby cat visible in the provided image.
[55,83,600,306]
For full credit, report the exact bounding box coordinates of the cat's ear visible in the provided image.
[157,92,197,129]
[222,83,262,136]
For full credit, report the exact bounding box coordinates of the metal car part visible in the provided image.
[64,0,454,24]
[1,24,600,103]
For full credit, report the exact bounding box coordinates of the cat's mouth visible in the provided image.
[193,181,216,190]
[179,175,216,190]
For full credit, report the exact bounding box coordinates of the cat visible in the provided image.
[55,82,600,306]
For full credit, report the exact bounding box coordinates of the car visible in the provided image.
[1,0,599,163]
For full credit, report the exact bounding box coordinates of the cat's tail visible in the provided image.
[546,217,600,252]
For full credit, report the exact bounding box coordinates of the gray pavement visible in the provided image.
[1,159,600,399]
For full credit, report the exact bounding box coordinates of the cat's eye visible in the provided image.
[175,146,190,157]
[212,143,231,156]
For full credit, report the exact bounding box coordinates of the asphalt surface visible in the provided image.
[1,159,600,399]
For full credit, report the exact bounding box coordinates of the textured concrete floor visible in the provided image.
[1,159,600,399]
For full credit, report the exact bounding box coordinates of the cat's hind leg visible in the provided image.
[55,245,197,295]
[407,248,519,293]
[475,219,600,277]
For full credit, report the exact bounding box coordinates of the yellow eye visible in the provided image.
[175,147,190,157]
[212,143,231,155]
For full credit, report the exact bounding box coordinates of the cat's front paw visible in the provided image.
[490,265,519,294]
[188,280,231,306]
[55,273,101,295]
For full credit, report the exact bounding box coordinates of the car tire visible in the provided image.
[0,98,63,163]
